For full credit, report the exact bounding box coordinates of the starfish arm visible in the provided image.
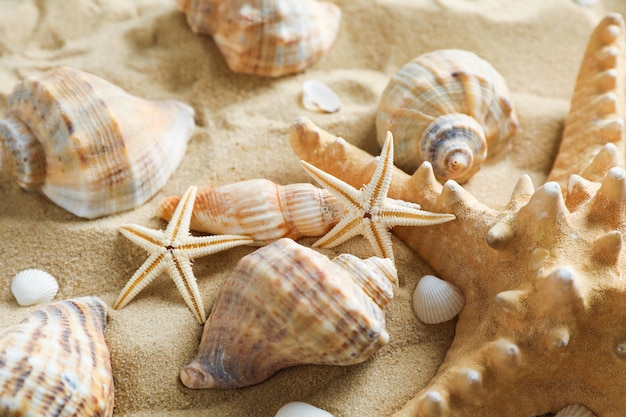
[300,160,363,210]
[363,131,395,209]
[113,252,167,310]
[176,234,254,259]
[166,185,197,242]
[313,215,366,249]
[379,201,456,228]
[120,224,166,253]
[167,255,207,324]
[362,220,395,260]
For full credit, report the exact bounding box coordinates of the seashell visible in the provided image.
[412,274,465,324]
[180,238,397,388]
[302,79,341,113]
[0,297,114,416]
[376,49,518,184]
[275,401,335,417]
[176,0,342,77]
[10,268,59,306]
[0,66,195,219]
[554,404,597,417]
[158,179,345,245]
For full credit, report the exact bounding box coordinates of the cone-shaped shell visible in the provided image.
[177,0,342,77]
[0,66,194,218]
[412,274,465,324]
[376,49,518,183]
[180,238,396,389]
[10,268,59,307]
[0,297,114,416]
[158,179,345,245]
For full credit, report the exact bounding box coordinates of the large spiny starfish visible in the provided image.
[113,186,253,324]
[290,14,626,417]
[300,132,455,261]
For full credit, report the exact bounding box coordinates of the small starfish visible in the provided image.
[300,131,456,261]
[113,186,254,324]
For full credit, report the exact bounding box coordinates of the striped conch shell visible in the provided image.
[0,297,113,416]
[180,238,397,389]
[176,0,342,77]
[0,66,195,218]
[158,179,345,245]
[376,49,518,183]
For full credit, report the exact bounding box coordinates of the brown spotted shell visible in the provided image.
[376,49,518,183]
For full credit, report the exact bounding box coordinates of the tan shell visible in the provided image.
[177,0,341,77]
[376,49,518,183]
[0,66,194,218]
[180,238,397,389]
[0,297,113,416]
[158,179,345,245]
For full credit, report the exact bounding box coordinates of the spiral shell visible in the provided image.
[376,49,518,183]
[180,238,397,389]
[158,179,345,245]
[177,0,342,77]
[0,297,114,416]
[0,66,195,218]
[275,402,335,417]
[412,275,465,324]
[10,268,59,306]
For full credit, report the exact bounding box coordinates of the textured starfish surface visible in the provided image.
[300,132,455,261]
[113,186,253,324]
[290,14,626,417]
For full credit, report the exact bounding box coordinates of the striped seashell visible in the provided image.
[180,238,397,388]
[0,66,194,219]
[376,49,518,183]
[412,274,465,324]
[275,401,335,417]
[0,297,114,416]
[176,0,342,77]
[158,179,345,245]
[10,268,59,306]
[555,404,597,417]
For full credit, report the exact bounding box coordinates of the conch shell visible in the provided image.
[158,179,345,245]
[0,297,114,416]
[176,0,342,77]
[376,49,518,183]
[180,238,397,389]
[0,66,195,218]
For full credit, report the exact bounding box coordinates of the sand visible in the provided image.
[1,0,625,416]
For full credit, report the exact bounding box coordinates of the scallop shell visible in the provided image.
[0,66,194,218]
[0,297,114,416]
[555,405,596,417]
[376,49,518,183]
[10,268,59,306]
[177,0,342,77]
[180,238,397,389]
[275,402,335,417]
[412,274,465,324]
[158,179,345,245]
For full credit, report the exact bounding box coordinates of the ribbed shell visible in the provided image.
[158,179,345,245]
[177,0,342,77]
[376,49,518,183]
[275,402,335,417]
[180,238,396,389]
[0,297,113,416]
[555,405,596,417]
[10,268,59,307]
[412,275,465,324]
[0,66,194,218]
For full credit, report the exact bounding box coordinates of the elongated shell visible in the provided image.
[180,238,397,389]
[10,268,59,306]
[0,66,194,218]
[412,275,465,324]
[159,179,345,245]
[177,0,342,77]
[376,49,518,183]
[0,297,114,416]
[275,402,335,417]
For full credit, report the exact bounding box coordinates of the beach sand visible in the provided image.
[1,0,625,415]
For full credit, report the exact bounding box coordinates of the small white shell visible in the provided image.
[11,269,59,306]
[555,404,596,417]
[275,402,335,417]
[302,80,341,113]
[412,275,465,324]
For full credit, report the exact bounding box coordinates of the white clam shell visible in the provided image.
[275,402,334,417]
[555,404,596,417]
[412,275,465,324]
[11,269,59,306]
[302,80,341,113]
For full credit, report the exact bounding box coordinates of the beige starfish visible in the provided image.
[300,131,456,261]
[113,186,254,324]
